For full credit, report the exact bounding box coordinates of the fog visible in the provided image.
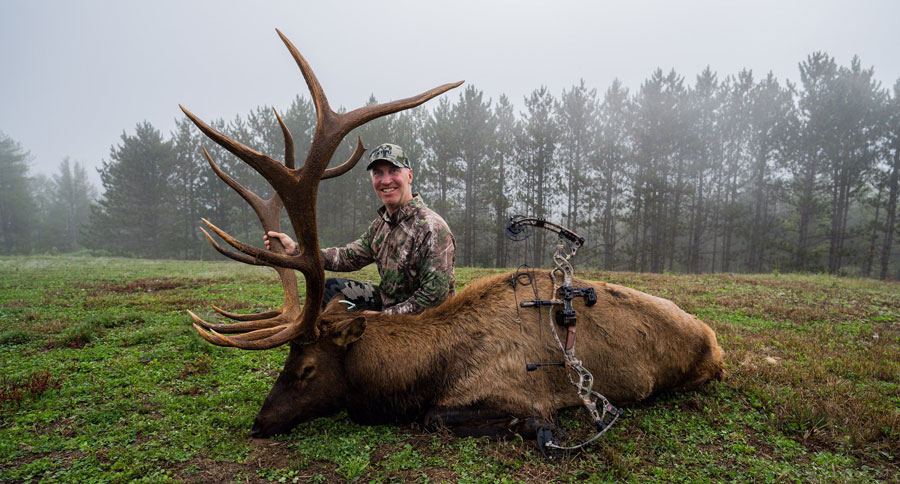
[2,0,898,186]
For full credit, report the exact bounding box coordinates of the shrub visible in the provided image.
[0,369,63,406]
[0,329,35,346]
[51,320,99,349]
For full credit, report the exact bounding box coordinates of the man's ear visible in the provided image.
[329,316,367,348]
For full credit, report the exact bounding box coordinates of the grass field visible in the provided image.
[0,255,898,483]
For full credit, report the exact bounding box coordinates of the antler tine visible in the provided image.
[217,325,288,342]
[322,137,366,180]
[201,146,266,210]
[208,323,288,342]
[191,322,287,348]
[275,29,344,178]
[300,80,465,176]
[199,145,290,268]
[276,28,330,135]
[200,218,315,274]
[192,323,232,346]
[273,108,295,169]
[194,323,304,350]
[188,310,276,333]
[342,80,465,135]
[199,219,324,350]
[200,227,267,266]
[180,105,294,192]
[212,305,282,322]
[190,310,267,331]
[276,27,463,177]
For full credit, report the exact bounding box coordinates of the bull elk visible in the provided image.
[182,29,725,442]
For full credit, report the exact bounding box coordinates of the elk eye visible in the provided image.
[299,365,316,381]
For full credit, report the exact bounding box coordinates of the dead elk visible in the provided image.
[249,270,725,438]
[182,29,725,440]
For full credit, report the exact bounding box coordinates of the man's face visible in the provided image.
[369,160,413,213]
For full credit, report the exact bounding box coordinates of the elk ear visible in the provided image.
[329,316,367,348]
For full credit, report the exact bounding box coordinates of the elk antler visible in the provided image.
[182,29,463,350]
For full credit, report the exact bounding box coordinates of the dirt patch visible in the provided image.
[29,319,65,333]
[176,439,337,484]
[134,295,220,312]
[0,449,86,474]
[178,355,213,379]
[80,278,216,296]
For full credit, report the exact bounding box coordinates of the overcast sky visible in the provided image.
[2,0,899,187]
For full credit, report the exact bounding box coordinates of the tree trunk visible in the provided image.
[880,148,899,279]
[864,182,884,277]
[689,172,706,274]
[748,145,768,272]
[795,160,817,270]
[602,182,617,270]
[463,158,475,266]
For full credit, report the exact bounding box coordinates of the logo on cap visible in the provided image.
[366,143,410,170]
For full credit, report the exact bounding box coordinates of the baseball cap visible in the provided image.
[366,143,410,170]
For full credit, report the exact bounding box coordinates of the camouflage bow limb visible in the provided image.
[506,215,622,454]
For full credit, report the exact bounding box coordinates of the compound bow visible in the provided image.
[506,215,623,457]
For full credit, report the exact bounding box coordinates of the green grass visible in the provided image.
[1,255,898,483]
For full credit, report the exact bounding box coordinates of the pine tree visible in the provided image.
[422,97,461,220]
[595,80,631,270]
[86,122,175,258]
[490,95,518,267]
[0,132,36,254]
[630,69,686,272]
[744,73,796,272]
[170,118,208,259]
[517,86,559,267]
[880,79,900,279]
[792,52,837,271]
[452,85,495,266]
[683,68,722,273]
[557,80,599,235]
[824,57,885,274]
[47,158,96,252]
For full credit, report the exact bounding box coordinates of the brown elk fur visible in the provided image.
[251,269,725,437]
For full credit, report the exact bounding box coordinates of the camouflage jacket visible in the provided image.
[321,194,456,315]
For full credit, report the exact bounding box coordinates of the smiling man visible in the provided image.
[265,143,456,315]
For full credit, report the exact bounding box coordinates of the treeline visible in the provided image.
[2,52,899,278]
[0,134,95,255]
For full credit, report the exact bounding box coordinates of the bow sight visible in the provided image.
[505,215,623,458]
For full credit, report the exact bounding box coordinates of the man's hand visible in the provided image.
[361,310,380,316]
[264,231,297,255]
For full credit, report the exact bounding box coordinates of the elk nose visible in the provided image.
[250,422,264,438]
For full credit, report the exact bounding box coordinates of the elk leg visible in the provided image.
[424,405,550,440]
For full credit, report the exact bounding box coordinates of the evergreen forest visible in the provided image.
[2,52,899,278]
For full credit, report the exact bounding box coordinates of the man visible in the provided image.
[265,143,456,315]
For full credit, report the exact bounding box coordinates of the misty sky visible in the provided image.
[2,0,899,187]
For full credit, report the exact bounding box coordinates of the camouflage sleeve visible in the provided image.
[321,221,377,272]
[382,221,456,315]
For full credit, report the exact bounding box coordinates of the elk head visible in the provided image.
[181,29,462,436]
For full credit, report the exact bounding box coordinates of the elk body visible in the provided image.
[251,271,724,438]
[183,29,724,441]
